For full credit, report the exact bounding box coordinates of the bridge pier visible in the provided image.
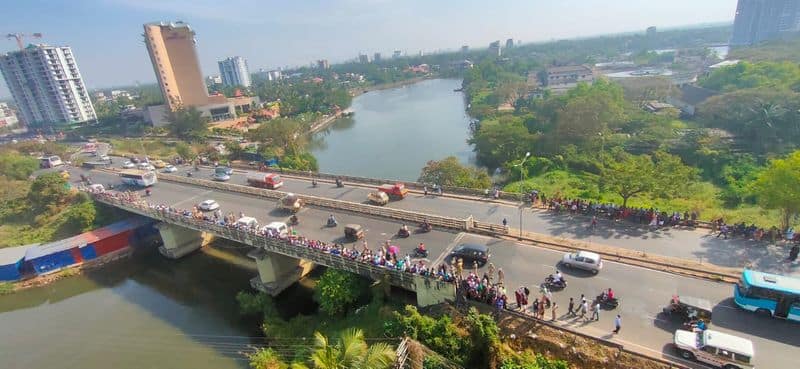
[415,275,456,307]
[156,223,210,259]
[248,249,315,296]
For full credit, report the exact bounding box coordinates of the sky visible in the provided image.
[0,0,738,98]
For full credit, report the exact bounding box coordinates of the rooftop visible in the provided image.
[547,65,592,74]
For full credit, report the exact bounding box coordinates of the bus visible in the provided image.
[39,155,63,168]
[734,269,800,321]
[119,169,157,187]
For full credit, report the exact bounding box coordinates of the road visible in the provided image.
[66,165,797,369]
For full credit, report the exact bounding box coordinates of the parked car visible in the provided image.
[673,329,754,369]
[122,161,135,169]
[561,251,603,274]
[212,172,231,181]
[262,221,288,237]
[163,165,178,173]
[451,243,490,267]
[138,163,156,171]
[198,199,220,211]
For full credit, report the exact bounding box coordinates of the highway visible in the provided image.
[66,165,797,369]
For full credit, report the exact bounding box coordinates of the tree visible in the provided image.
[248,118,306,154]
[248,348,290,369]
[314,269,364,316]
[310,329,394,369]
[418,157,491,189]
[0,151,39,180]
[601,150,696,207]
[175,142,194,161]
[27,173,70,212]
[750,151,800,231]
[167,106,209,140]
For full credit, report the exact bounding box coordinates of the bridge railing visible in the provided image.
[159,173,471,231]
[93,193,429,291]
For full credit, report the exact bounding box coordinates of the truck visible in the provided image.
[246,172,284,189]
[377,183,409,200]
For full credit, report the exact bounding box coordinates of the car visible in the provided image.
[262,221,288,237]
[99,155,111,162]
[151,160,166,169]
[451,243,490,267]
[215,166,234,176]
[236,216,259,229]
[211,172,231,181]
[561,250,603,274]
[122,161,135,169]
[138,163,156,171]
[673,329,754,369]
[198,199,220,211]
[163,165,178,173]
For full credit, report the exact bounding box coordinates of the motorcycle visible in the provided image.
[335,179,344,188]
[595,293,619,309]
[418,222,432,233]
[326,219,338,227]
[290,215,299,226]
[311,179,318,188]
[413,247,428,258]
[186,171,193,177]
[397,228,410,238]
[145,189,152,196]
[541,275,567,290]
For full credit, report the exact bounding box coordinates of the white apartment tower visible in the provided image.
[0,44,96,128]
[218,56,251,88]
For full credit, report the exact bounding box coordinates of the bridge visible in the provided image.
[63,165,796,369]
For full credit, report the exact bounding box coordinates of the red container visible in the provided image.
[92,230,132,256]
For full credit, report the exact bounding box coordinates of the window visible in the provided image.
[733,353,751,364]
[701,345,716,354]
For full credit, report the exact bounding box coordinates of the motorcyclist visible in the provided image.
[312,179,318,187]
[327,214,337,226]
[417,242,426,252]
[420,220,431,231]
[335,178,343,187]
[290,214,298,225]
[145,188,151,196]
[187,171,193,177]
[399,224,410,236]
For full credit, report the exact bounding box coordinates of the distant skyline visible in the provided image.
[1,0,738,98]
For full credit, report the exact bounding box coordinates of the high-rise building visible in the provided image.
[317,59,330,69]
[461,45,469,54]
[218,56,252,87]
[373,52,382,62]
[358,54,370,64]
[646,26,657,37]
[505,38,514,49]
[488,41,502,57]
[392,50,402,59]
[0,44,96,128]
[143,21,210,110]
[731,0,800,45]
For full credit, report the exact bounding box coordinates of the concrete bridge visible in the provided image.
[93,194,454,307]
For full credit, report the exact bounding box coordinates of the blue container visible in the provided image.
[80,245,98,260]
[29,249,76,275]
[0,259,23,281]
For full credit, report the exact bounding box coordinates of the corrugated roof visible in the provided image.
[0,244,37,265]
[24,217,151,260]
[547,65,592,74]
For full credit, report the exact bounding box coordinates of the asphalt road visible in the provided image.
[65,165,797,369]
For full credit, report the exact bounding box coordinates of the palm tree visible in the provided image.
[310,329,395,369]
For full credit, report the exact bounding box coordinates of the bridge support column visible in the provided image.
[248,249,315,296]
[415,276,456,307]
[156,223,209,259]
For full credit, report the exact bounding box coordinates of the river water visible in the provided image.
[310,78,475,181]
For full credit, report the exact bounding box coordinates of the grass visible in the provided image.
[504,170,794,228]
[107,138,203,159]
[0,282,15,295]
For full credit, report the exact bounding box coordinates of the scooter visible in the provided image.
[418,223,432,233]
[326,219,338,227]
[335,179,344,188]
[595,293,619,309]
[312,179,318,188]
[397,228,410,238]
[187,171,193,177]
[541,275,567,290]
[413,248,428,258]
[289,215,299,226]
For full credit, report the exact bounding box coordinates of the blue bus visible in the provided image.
[734,269,800,321]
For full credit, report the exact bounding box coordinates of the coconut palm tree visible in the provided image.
[310,329,395,369]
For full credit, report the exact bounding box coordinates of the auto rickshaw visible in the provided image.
[662,295,713,322]
[59,170,70,180]
[278,193,303,213]
[344,224,364,240]
[367,191,389,206]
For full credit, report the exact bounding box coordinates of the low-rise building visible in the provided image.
[545,65,594,93]
[0,102,20,127]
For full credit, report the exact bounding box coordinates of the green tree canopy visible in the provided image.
[27,173,70,212]
[0,151,39,180]
[750,150,800,231]
[418,157,491,189]
[167,106,209,140]
[310,329,394,369]
[314,269,365,316]
[600,150,696,207]
[699,61,800,92]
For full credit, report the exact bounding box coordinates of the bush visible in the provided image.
[314,269,367,316]
[280,152,319,172]
[390,306,469,364]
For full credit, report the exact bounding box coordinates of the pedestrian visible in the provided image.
[538,300,546,319]
[567,297,575,316]
[424,186,428,196]
[579,300,588,320]
[497,268,504,283]
[591,301,601,321]
[613,314,622,334]
[532,298,539,316]
[473,260,478,275]
[487,262,495,281]
[502,218,508,227]
[551,302,558,321]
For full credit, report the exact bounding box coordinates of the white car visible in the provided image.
[262,221,288,237]
[236,216,259,229]
[122,161,135,169]
[561,250,603,274]
[674,329,754,369]
[138,163,156,171]
[211,172,231,181]
[198,199,220,211]
[99,155,111,162]
[163,165,178,173]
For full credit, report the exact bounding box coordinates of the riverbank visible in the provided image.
[348,76,433,98]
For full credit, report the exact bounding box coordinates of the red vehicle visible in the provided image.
[247,172,284,189]
[378,183,409,200]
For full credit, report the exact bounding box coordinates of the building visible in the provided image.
[317,59,330,70]
[731,0,800,45]
[488,41,501,57]
[646,26,657,37]
[505,38,514,49]
[0,44,96,129]
[392,50,402,59]
[218,56,252,88]
[206,75,222,86]
[461,45,469,54]
[142,21,261,128]
[545,65,594,93]
[373,52,381,62]
[0,102,20,127]
[358,54,370,64]
[255,69,282,82]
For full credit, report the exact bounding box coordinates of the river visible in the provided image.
[0,244,316,369]
[310,78,475,181]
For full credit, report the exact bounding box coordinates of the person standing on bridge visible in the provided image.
[487,262,495,281]
[497,268,504,283]
[613,314,622,334]
[423,186,428,196]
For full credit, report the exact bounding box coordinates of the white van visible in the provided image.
[673,329,754,369]
[236,216,259,229]
[262,221,288,237]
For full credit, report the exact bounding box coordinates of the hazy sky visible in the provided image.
[1,0,737,98]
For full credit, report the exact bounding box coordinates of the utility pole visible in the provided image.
[5,33,43,50]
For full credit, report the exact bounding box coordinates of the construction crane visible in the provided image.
[6,33,42,50]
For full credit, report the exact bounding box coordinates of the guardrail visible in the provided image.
[93,195,423,290]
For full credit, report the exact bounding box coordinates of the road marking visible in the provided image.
[171,190,213,207]
[432,233,465,267]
